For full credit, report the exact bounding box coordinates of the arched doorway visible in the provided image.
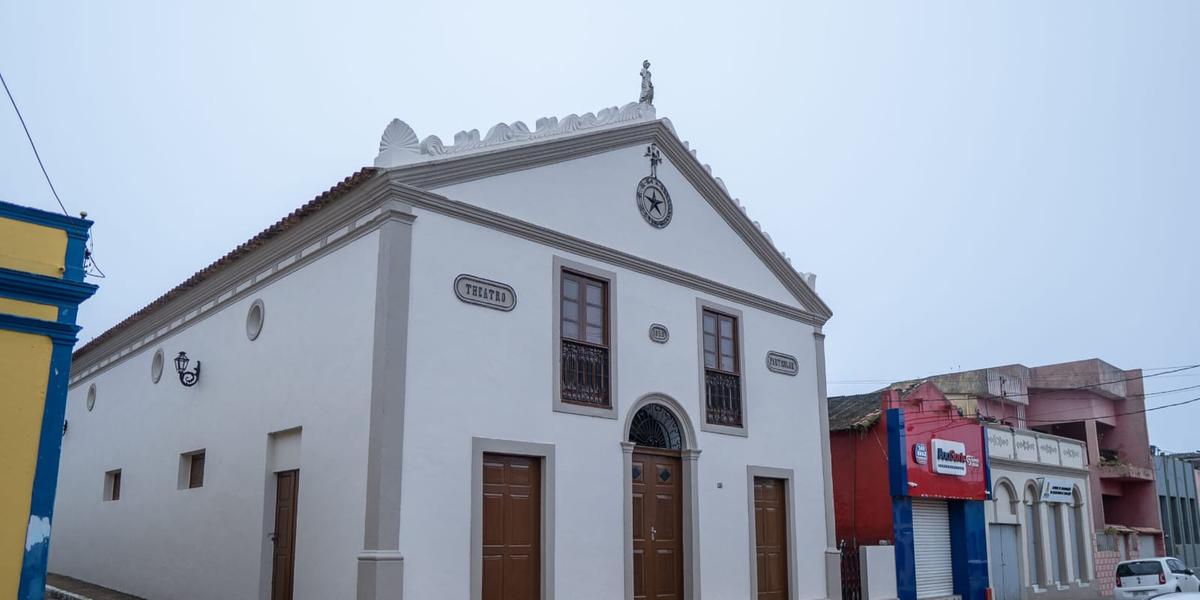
[622,395,699,600]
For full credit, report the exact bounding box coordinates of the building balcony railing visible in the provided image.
[705,369,742,428]
[561,339,610,408]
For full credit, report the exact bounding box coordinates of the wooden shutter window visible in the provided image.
[560,270,611,407]
[189,452,206,488]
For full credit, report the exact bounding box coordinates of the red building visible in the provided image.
[830,381,989,600]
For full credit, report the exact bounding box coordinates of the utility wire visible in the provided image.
[0,69,68,216]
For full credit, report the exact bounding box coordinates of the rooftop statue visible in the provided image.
[639,60,654,105]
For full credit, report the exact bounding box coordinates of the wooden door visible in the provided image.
[632,450,683,600]
[271,470,299,600]
[754,477,789,600]
[482,453,541,600]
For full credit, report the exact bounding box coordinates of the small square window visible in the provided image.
[104,469,122,501]
[179,450,206,489]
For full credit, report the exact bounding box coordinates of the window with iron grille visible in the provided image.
[560,270,610,408]
[702,308,742,428]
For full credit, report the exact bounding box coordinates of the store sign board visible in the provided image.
[1039,477,1074,503]
[932,439,969,476]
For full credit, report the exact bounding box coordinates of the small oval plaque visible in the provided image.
[765,351,799,376]
[454,274,516,312]
[649,323,669,344]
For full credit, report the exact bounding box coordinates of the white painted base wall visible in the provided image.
[50,232,380,600]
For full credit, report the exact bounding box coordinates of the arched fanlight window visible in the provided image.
[628,404,684,450]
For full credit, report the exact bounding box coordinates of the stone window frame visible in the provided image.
[695,297,749,436]
[551,255,618,419]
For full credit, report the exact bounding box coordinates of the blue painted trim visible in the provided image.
[0,200,93,282]
[0,312,80,345]
[887,408,909,497]
[893,496,917,600]
[0,199,92,237]
[16,340,76,600]
[949,500,990,600]
[0,267,97,307]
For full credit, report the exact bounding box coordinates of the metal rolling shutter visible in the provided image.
[912,499,955,599]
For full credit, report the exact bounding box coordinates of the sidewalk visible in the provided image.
[45,573,145,600]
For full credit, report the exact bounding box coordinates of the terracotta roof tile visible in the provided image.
[74,167,380,361]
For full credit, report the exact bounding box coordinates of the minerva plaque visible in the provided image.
[765,351,799,376]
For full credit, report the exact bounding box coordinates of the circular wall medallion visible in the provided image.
[86,384,96,412]
[648,324,669,344]
[636,176,672,229]
[151,348,164,383]
[246,299,265,341]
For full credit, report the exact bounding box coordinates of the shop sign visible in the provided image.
[454,275,516,311]
[932,439,969,476]
[913,443,928,465]
[1039,477,1074,503]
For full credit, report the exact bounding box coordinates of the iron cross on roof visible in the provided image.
[644,143,662,178]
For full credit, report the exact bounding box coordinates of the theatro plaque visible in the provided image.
[454,275,516,312]
[765,351,799,376]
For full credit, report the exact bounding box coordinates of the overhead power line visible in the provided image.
[0,69,68,216]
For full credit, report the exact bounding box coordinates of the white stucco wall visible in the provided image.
[398,203,830,599]
[433,144,804,310]
[50,231,380,600]
[986,461,1095,596]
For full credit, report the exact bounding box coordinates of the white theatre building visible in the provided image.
[50,86,839,600]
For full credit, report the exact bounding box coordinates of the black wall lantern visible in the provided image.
[175,351,201,387]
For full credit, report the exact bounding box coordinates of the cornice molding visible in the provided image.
[0,267,98,307]
[70,184,412,384]
[988,456,1089,477]
[0,199,93,237]
[382,176,827,327]
[385,119,832,321]
[72,115,833,383]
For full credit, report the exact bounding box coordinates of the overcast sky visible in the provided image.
[2,2,1197,452]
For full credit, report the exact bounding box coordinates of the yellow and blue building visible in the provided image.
[0,200,97,600]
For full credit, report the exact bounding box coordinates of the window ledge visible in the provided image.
[553,399,617,420]
[701,421,748,437]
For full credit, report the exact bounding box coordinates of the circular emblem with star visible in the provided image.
[636,176,672,229]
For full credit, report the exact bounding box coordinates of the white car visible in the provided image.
[1115,558,1200,600]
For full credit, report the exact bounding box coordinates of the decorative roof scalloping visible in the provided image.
[374,102,658,167]
[378,114,830,320]
[71,168,379,361]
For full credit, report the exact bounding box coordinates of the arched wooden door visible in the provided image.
[630,404,685,600]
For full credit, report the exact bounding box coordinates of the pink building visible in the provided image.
[915,358,1163,596]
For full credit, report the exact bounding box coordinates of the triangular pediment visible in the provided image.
[381,119,830,323]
